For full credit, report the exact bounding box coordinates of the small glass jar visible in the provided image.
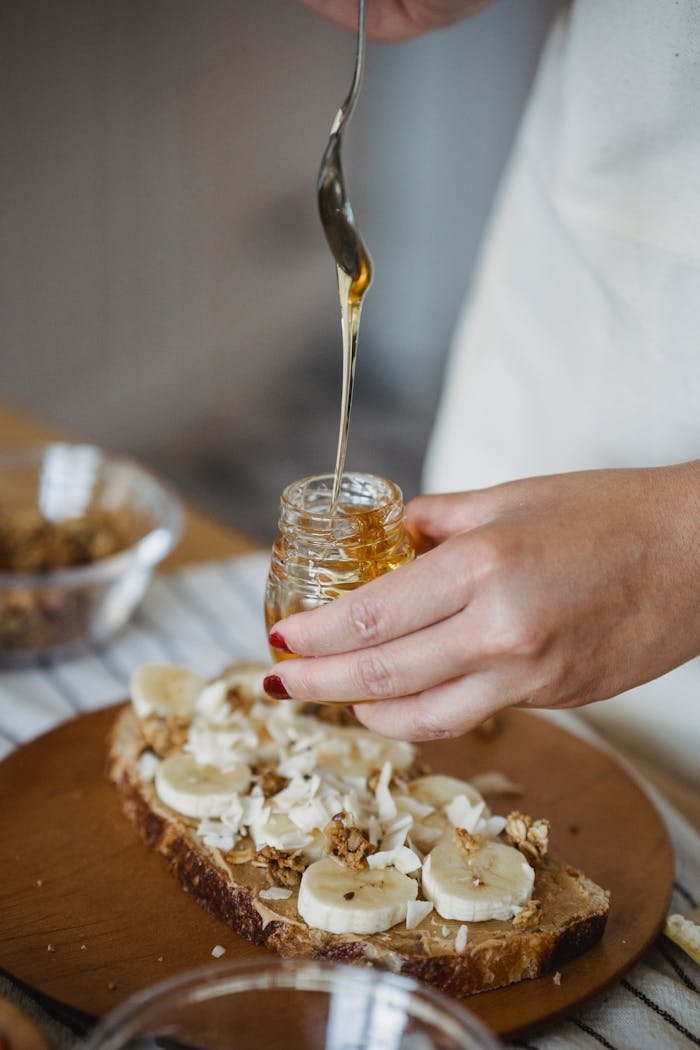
[265,472,415,659]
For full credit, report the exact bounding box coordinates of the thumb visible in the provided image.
[405,490,494,549]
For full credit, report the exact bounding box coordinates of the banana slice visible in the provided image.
[422,831,534,922]
[218,661,269,702]
[315,727,414,777]
[131,664,206,719]
[408,775,489,853]
[155,753,251,818]
[409,774,487,810]
[298,857,418,934]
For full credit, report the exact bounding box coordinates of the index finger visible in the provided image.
[269,534,472,657]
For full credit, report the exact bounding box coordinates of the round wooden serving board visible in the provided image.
[0,705,672,1038]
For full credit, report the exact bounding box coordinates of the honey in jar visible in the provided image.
[265,472,415,661]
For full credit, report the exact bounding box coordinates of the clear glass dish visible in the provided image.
[82,958,501,1050]
[0,443,183,665]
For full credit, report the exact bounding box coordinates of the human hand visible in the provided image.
[264,463,700,740]
[299,0,493,42]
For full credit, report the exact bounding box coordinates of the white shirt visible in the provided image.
[424,0,700,784]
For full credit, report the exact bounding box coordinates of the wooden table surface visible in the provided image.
[1,397,698,832]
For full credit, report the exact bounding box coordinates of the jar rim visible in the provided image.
[280,472,404,523]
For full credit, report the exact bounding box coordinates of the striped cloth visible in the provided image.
[0,552,698,1049]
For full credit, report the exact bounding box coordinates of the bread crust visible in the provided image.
[108,704,609,997]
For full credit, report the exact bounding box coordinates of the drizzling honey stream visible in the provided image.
[330,255,371,515]
[316,0,372,516]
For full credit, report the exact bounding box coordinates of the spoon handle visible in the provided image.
[331,0,367,136]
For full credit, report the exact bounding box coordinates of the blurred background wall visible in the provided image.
[1,0,561,540]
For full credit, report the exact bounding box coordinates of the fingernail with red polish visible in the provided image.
[263,673,291,700]
[268,630,292,654]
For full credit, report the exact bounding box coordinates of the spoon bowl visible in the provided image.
[317,0,372,290]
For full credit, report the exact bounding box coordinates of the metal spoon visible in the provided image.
[317,0,373,291]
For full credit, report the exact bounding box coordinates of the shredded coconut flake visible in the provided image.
[188,724,247,769]
[406,900,434,930]
[405,835,423,862]
[288,798,331,834]
[196,680,229,721]
[445,795,485,833]
[211,944,226,958]
[380,814,413,852]
[221,796,245,835]
[259,886,293,901]
[455,925,469,953]
[250,811,312,852]
[396,795,434,820]
[367,815,382,846]
[197,817,236,852]
[480,815,507,839]
[278,749,317,778]
[367,845,421,875]
[242,794,268,826]
[469,771,523,796]
[202,833,235,851]
[136,750,161,782]
[374,761,398,823]
[271,773,317,810]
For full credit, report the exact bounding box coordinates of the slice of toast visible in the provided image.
[108,680,609,999]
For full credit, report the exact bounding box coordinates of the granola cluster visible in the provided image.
[256,766,289,798]
[504,811,550,866]
[0,507,136,656]
[0,508,133,572]
[140,716,190,759]
[253,845,306,888]
[513,899,542,929]
[454,828,483,856]
[323,812,377,870]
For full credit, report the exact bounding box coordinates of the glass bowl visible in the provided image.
[0,443,183,665]
[82,958,501,1050]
